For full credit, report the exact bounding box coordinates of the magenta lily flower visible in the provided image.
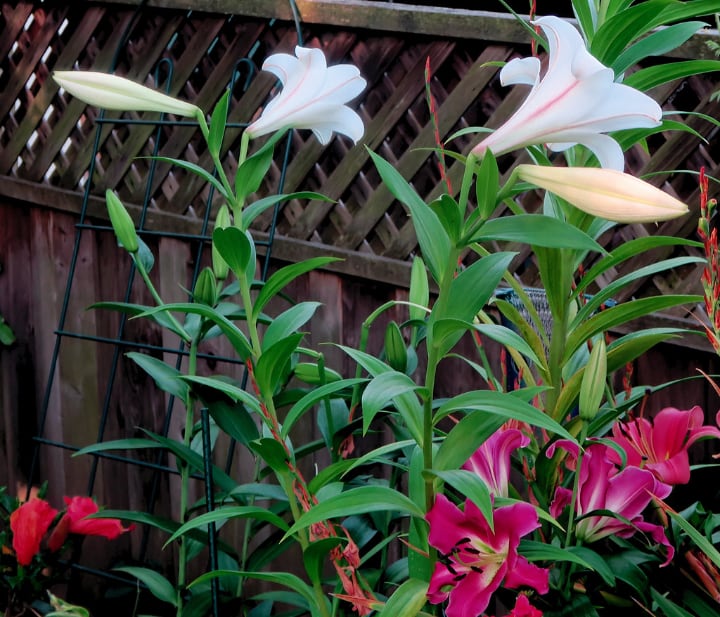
[548,440,674,564]
[426,495,549,617]
[463,427,529,497]
[246,46,366,144]
[472,16,661,170]
[608,406,720,485]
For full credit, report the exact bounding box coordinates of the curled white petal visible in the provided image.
[473,16,662,170]
[247,46,366,144]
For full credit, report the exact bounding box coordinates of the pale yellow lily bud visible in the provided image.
[516,164,688,223]
[53,71,201,118]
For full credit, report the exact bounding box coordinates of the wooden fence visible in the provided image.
[1,1,720,609]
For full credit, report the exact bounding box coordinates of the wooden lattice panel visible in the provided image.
[1,1,719,314]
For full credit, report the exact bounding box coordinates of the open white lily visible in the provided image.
[53,71,201,118]
[517,164,688,223]
[472,16,662,170]
[246,46,366,145]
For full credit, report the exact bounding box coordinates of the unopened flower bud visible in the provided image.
[53,71,201,118]
[105,190,139,253]
[212,205,231,281]
[579,336,607,422]
[517,165,688,223]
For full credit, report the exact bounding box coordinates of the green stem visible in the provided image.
[176,336,199,616]
[133,254,190,343]
[196,112,237,214]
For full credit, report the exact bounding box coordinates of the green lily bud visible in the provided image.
[294,362,342,385]
[579,336,607,422]
[384,321,408,373]
[212,206,231,281]
[105,190,139,253]
[193,267,218,307]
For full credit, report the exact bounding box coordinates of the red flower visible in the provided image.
[608,406,720,485]
[64,496,133,538]
[48,496,133,551]
[426,495,548,617]
[10,498,58,566]
[508,594,543,617]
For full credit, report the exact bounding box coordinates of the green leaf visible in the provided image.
[284,486,424,538]
[253,257,341,319]
[114,567,177,607]
[208,90,230,158]
[651,588,695,617]
[474,149,500,220]
[444,252,515,323]
[430,469,493,526]
[384,321,408,372]
[668,510,720,569]
[250,438,292,475]
[520,540,616,584]
[368,149,450,283]
[591,0,676,65]
[472,323,543,368]
[75,438,164,457]
[207,399,259,447]
[625,60,720,92]
[377,578,428,617]
[470,215,603,252]
[282,378,366,438]
[362,371,423,434]
[190,571,320,613]
[564,295,701,363]
[573,236,700,298]
[612,21,708,75]
[430,252,515,355]
[408,256,430,324]
[212,227,254,281]
[263,302,321,351]
[235,131,285,203]
[572,255,703,327]
[579,336,607,422]
[303,537,344,586]
[0,320,15,346]
[152,156,229,201]
[137,303,253,359]
[165,506,289,545]
[126,352,188,400]
[434,391,573,469]
[135,237,155,274]
[242,192,333,229]
[181,374,262,414]
[254,332,303,394]
[429,194,463,243]
[91,301,188,340]
[434,411,504,472]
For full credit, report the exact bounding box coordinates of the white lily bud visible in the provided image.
[516,164,688,223]
[53,71,201,118]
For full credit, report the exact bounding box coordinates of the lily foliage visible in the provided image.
[49,2,720,617]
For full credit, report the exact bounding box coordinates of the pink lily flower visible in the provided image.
[548,440,674,564]
[246,46,366,144]
[472,16,661,170]
[608,406,720,485]
[463,427,529,497]
[426,495,549,617]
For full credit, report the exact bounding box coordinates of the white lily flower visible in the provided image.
[246,46,366,145]
[53,71,201,118]
[473,16,662,170]
[517,164,688,223]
